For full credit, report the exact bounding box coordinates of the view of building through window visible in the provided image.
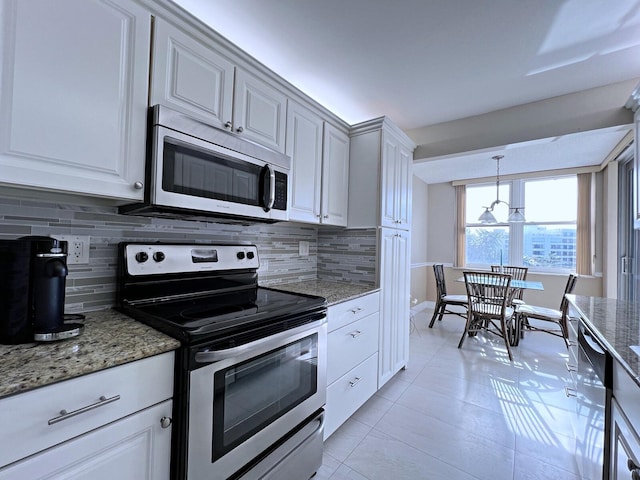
[465,176,577,270]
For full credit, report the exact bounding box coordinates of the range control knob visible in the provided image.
[153,251,165,262]
[237,251,246,260]
[135,251,148,263]
[247,251,255,260]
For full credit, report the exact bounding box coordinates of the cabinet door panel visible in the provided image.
[0,0,149,200]
[322,124,350,226]
[0,401,172,480]
[150,18,234,129]
[378,228,410,387]
[396,144,413,229]
[286,101,323,222]
[233,69,287,153]
[380,136,398,228]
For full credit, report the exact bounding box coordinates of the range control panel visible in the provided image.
[124,244,259,276]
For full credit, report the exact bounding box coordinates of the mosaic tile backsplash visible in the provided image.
[0,196,376,312]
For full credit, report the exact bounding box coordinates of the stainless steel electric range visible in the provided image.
[116,242,327,480]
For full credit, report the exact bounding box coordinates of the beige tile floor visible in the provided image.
[318,308,581,480]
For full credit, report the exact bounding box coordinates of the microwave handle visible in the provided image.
[261,164,275,212]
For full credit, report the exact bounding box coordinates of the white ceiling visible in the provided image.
[171,0,640,181]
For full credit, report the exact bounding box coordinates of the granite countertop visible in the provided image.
[566,294,640,385]
[0,309,181,399]
[267,280,379,305]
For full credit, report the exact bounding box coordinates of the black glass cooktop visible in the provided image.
[120,286,326,344]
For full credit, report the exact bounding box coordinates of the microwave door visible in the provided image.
[152,127,274,220]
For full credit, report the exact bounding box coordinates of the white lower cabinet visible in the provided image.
[0,400,172,480]
[0,352,175,479]
[610,359,640,479]
[325,354,378,440]
[324,292,380,440]
[610,397,640,480]
[378,228,410,387]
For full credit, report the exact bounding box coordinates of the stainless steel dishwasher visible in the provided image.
[576,320,613,480]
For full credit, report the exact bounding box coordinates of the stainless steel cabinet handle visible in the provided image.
[160,416,172,429]
[323,215,329,219]
[133,181,143,189]
[349,377,362,388]
[564,386,577,398]
[48,394,121,425]
[350,307,363,314]
[224,121,232,129]
[348,330,362,338]
[236,126,244,133]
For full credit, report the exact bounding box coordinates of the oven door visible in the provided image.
[151,125,288,221]
[187,318,327,480]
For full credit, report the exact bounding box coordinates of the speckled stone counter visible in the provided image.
[566,294,640,385]
[267,280,379,305]
[0,309,180,399]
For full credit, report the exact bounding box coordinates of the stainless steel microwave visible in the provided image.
[120,105,290,223]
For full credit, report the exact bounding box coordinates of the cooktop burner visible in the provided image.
[116,243,326,344]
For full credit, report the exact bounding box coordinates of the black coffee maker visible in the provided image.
[0,236,83,344]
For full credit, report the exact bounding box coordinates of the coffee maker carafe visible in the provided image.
[0,236,83,344]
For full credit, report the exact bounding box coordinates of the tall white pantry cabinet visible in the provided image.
[348,118,415,388]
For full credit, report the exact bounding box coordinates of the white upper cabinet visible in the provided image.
[151,18,287,153]
[381,130,413,229]
[233,68,287,153]
[286,100,349,226]
[150,17,234,131]
[348,118,415,230]
[0,0,150,201]
[322,123,350,226]
[286,101,324,223]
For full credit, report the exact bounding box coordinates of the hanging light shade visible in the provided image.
[478,207,497,224]
[477,155,526,224]
[507,207,526,223]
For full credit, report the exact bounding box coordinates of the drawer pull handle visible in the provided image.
[349,377,362,388]
[564,386,577,398]
[566,362,577,372]
[350,307,363,314]
[348,330,363,338]
[48,394,121,425]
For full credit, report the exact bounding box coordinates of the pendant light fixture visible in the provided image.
[478,155,526,224]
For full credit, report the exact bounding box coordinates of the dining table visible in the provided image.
[456,274,544,346]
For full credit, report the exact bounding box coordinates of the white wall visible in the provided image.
[411,176,429,303]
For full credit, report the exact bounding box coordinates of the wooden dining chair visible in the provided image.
[429,264,468,328]
[491,265,528,305]
[458,271,516,361]
[516,274,578,347]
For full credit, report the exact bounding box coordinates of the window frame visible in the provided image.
[464,175,577,273]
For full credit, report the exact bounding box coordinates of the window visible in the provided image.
[464,175,577,271]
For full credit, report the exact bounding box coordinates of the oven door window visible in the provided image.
[212,333,318,461]
[163,138,265,207]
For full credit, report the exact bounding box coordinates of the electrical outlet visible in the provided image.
[55,235,90,264]
[299,241,309,257]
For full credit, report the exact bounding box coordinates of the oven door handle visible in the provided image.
[194,319,324,363]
